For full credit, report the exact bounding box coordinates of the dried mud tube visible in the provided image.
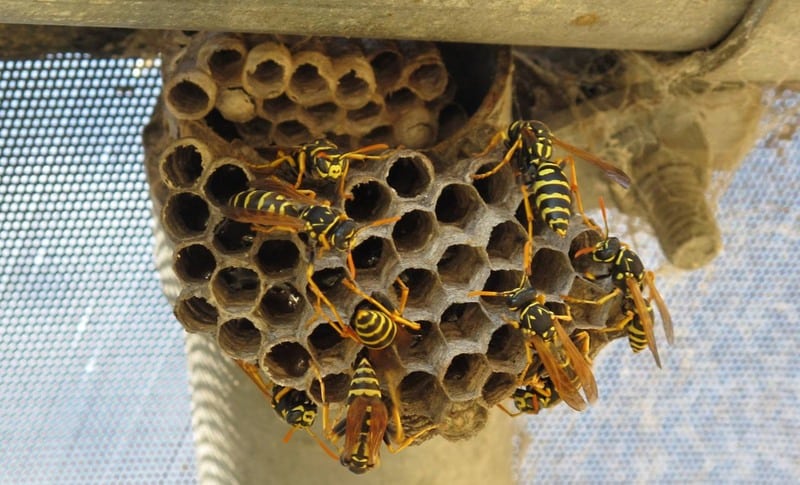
[146,32,649,469]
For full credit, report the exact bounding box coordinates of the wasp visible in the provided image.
[327,356,436,474]
[250,139,389,200]
[234,359,338,460]
[224,177,398,338]
[498,331,591,416]
[341,277,421,350]
[567,198,674,368]
[472,120,631,273]
[469,276,597,412]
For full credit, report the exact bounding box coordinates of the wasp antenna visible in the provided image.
[598,196,610,239]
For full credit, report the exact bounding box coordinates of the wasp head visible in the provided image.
[314,155,346,181]
[592,236,621,263]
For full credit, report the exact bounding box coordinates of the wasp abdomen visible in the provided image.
[532,161,571,237]
[229,189,301,218]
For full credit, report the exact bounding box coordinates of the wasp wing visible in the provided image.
[646,271,674,345]
[365,397,389,468]
[530,335,587,412]
[554,321,598,404]
[220,205,306,231]
[551,136,632,189]
[248,176,321,206]
[626,277,661,368]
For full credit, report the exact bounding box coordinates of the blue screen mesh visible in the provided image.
[0,55,195,484]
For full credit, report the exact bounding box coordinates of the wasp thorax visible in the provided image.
[519,303,556,339]
[330,219,358,252]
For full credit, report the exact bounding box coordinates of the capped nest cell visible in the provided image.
[146,32,633,455]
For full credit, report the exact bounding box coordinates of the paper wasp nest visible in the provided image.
[147,33,627,443]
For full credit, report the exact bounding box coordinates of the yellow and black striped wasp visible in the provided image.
[224,176,398,338]
[341,276,422,350]
[567,198,674,368]
[234,359,338,460]
[469,276,597,412]
[472,120,631,273]
[498,331,592,416]
[250,139,389,200]
[326,356,436,474]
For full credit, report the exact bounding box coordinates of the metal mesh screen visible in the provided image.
[0,55,195,484]
[0,54,797,484]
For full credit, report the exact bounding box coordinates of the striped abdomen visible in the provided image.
[353,310,397,350]
[626,299,654,353]
[347,357,383,404]
[532,161,571,237]
[228,189,301,218]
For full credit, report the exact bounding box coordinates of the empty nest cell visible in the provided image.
[486,220,527,261]
[439,302,492,345]
[211,266,261,310]
[471,161,515,206]
[213,219,255,253]
[259,282,306,328]
[163,192,209,240]
[399,371,447,418]
[529,247,574,295]
[485,324,527,372]
[262,340,312,382]
[351,236,398,276]
[386,154,433,198]
[160,139,207,189]
[344,180,392,222]
[481,372,517,407]
[435,183,482,227]
[397,268,442,308]
[442,353,490,401]
[217,317,262,358]
[203,163,249,206]
[437,244,486,286]
[174,243,216,282]
[391,210,437,252]
[394,320,445,367]
[243,41,292,99]
[308,372,350,404]
[256,238,301,275]
[174,292,219,333]
[165,71,218,120]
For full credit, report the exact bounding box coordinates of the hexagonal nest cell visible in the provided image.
[147,31,641,466]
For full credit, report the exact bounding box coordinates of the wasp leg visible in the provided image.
[472,129,508,157]
[521,184,535,275]
[243,151,295,173]
[563,287,622,306]
[471,134,522,180]
[387,424,438,454]
[598,311,634,335]
[393,277,410,315]
[517,342,536,387]
[234,360,273,401]
[348,215,402,279]
[573,330,593,365]
[496,403,524,418]
[305,264,358,341]
[561,155,600,232]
